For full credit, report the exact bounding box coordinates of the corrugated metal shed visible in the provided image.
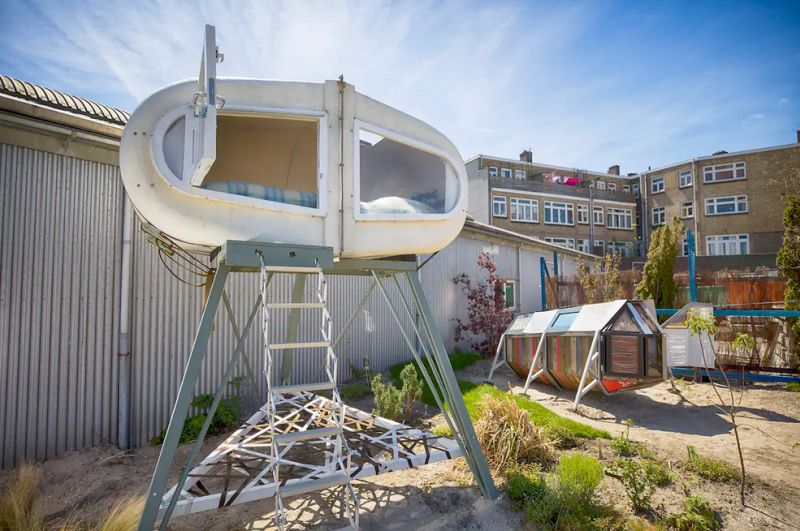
[0,75,130,126]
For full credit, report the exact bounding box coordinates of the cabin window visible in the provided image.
[357,128,459,215]
[195,114,321,208]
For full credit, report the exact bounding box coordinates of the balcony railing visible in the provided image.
[487,174,636,203]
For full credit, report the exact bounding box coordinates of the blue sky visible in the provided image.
[1,0,798,173]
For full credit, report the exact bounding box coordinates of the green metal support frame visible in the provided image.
[137,241,498,530]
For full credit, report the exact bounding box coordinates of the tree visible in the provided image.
[776,195,800,338]
[577,253,623,303]
[452,252,514,357]
[685,310,751,506]
[636,217,684,308]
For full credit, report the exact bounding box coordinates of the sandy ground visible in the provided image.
[2,359,799,530]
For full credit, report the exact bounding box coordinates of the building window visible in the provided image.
[593,206,604,226]
[500,168,512,178]
[632,183,640,196]
[681,201,694,218]
[577,204,589,224]
[706,234,749,256]
[502,280,516,310]
[577,239,590,253]
[544,237,576,250]
[651,176,665,194]
[652,207,666,226]
[679,170,693,188]
[623,184,630,193]
[597,181,607,191]
[607,241,633,257]
[608,182,617,192]
[510,197,539,223]
[544,201,574,225]
[514,169,526,180]
[492,195,507,217]
[681,237,689,257]
[607,207,633,229]
[594,240,605,255]
[705,195,748,216]
[488,166,498,177]
[703,162,746,183]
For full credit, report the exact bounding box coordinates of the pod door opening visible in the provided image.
[201,114,322,210]
[355,125,460,218]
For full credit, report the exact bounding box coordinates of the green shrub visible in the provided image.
[400,363,423,421]
[606,458,658,513]
[340,382,370,400]
[556,452,604,507]
[611,434,638,457]
[667,495,720,530]
[430,424,452,438]
[787,382,800,392]
[371,374,403,420]
[151,392,240,446]
[685,446,738,483]
[645,460,675,487]
[506,465,547,508]
[542,424,578,449]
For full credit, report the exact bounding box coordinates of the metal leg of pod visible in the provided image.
[137,264,231,531]
[405,270,498,500]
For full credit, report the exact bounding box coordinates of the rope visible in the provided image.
[141,222,211,287]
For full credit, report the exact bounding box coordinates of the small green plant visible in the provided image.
[667,495,720,530]
[542,424,577,449]
[606,458,658,513]
[787,382,800,392]
[430,424,452,438]
[684,446,738,483]
[505,464,547,508]
[340,382,371,400]
[556,452,605,507]
[611,434,638,457]
[371,374,403,420]
[150,389,240,446]
[645,460,675,487]
[399,363,423,421]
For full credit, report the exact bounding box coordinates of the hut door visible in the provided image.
[189,24,222,187]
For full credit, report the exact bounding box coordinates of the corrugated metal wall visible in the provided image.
[0,144,122,469]
[1,140,584,467]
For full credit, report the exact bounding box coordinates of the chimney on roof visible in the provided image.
[607,164,620,175]
[627,172,637,177]
[520,149,533,163]
[796,129,800,143]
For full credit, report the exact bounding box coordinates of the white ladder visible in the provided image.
[258,257,359,530]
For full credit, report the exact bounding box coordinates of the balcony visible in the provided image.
[488,174,636,203]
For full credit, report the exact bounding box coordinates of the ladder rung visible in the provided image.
[273,382,336,395]
[270,341,329,350]
[274,426,342,444]
[278,472,350,498]
[267,302,325,309]
[263,266,320,273]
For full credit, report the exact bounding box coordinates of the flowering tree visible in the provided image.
[452,252,514,357]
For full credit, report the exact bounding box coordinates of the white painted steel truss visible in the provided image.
[159,391,462,518]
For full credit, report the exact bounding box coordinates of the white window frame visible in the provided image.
[623,184,630,193]
[543,201,574,226]
[514,169,526,180]
[607,207,633,230]
[608,182,617,192]
[594,240,605,254]
[593,206,604,226]
[705,195,748,216]
[651,176,665,194]
[577,239,590,253]
[706,234,749,256]
[597,181,607,191]
[607,241,633,257]
[632,183,640,195]
[681,237,689,257]
[544,237,576,250]
[488,166,498,177]
[500,167,512,179]
[703,161,746,183]
[492,195,507,218]
[652,206,666,226]
[502,280,516,310]
[681,201,694,219]
[577,204,589,224]
[679,170,693,188]
[510,197,539,223]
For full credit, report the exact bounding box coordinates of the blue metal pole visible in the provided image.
[540,256,548,311]
[687,230,697,302]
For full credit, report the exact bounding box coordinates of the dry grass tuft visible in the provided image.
[474,394,555,473]
[95,496,145,531]
[0,463,43,530]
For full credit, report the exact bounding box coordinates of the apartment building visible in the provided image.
[638,133,800,257]
[466,150,640,257]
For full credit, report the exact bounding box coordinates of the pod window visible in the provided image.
[357,128,459,215]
